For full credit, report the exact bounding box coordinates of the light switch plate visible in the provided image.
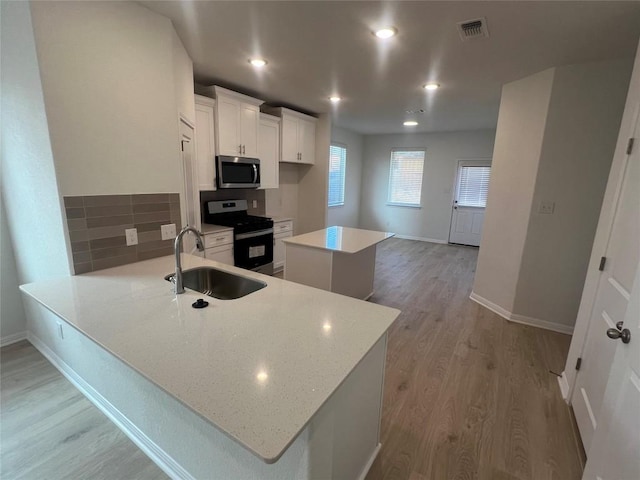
[539,201,555,215]
[252,200,258,208]
[125,228,138,246]
[161,223,176,240]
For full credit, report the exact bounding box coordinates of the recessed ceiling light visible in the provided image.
[374,27,397,39]
[249,58,267,68]
[403,121,418,126]
[329,96,342,103]
[423,83,440,90]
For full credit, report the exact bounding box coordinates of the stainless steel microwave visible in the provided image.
[216,156,260,189]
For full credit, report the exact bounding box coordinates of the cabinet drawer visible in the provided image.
[274,221,293,234]
[204,230,234,248]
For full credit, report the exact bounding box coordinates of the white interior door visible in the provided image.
[572,111,640,454]
[449,160,491,246]
[582,264,640,480]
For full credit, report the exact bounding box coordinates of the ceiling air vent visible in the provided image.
[457,17,489,41]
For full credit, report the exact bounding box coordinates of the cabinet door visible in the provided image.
[216,96,241,156]
[195,103,216,191]
[298,119,316,165]
[281,116,299,163]
[258,118,279,189]
[273,234,288,272]
[240,104,259,157]
[205,245,234,266]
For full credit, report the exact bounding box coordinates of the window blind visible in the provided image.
[328,145,346,207]
[388,150,425,206]
[457,166,491,207]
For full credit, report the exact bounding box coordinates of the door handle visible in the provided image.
[606,326,631,344]
[454,206,457,210]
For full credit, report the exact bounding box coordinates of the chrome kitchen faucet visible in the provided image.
[173,226,205,294]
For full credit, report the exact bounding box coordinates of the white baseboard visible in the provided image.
[558,372,570,403]
[357,443,382,480]
[469,292,574,335]
[27,333,193,480]
[1,330,27,347]
[394,234,448,244]
[469,292,512,319]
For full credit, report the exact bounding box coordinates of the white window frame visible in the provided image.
[328,143,347,207]
[387,148,425,208]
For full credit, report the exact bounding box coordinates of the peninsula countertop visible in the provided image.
[283,226,395,254]
[19,254,399,463]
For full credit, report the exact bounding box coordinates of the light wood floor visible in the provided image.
[366,238,584,480]
[0,341,168,479]
[1,239,584,479]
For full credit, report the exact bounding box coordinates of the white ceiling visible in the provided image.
[140,1,640,135]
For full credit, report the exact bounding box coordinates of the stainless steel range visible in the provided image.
[203,200,274,275]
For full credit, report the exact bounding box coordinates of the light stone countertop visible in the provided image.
[283,226,395,254]
[270,217,293,223]
[201,224,233,235]
[20,254,399,463]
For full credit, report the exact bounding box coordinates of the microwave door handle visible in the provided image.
[252,164,258,184]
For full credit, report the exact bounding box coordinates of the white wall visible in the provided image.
[473,69,555,313]
[297,114,331,234]
[265,164,300,230]
[328,126,363,228]
[29,1,185,196]
[1,202,27,345]
[359,130,496,242]
[514,59,632,328]
[473,59,632,332]
[1,0,72,343]
[171,29,196,125]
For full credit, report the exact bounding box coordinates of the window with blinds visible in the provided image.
[456,165,491,207]
[328,144,346,207]
[387,149,425,206]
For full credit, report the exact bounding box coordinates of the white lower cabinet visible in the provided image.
[203,230,234,265]
[273,220,293,272]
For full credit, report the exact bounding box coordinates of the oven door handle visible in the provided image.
[252,164,258,185]
[235,228,274,240]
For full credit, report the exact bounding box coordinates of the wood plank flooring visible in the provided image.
[366,238,584,480]
[0,341,168,479]
[1,238,583,479]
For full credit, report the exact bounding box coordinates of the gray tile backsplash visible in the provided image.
[64,193,181,274]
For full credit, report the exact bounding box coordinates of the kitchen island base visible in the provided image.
[285,243,377,300]
[24,298,387,480]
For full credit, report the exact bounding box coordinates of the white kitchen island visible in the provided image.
[19,254,399,479]
[283,226,395,300]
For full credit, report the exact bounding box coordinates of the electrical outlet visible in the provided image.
[539,201,555,215]
[125,228,138,246]
[56,321,64,339]
[161,223,176,240]
[252,200,258,208]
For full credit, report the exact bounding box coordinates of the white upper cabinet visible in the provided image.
[258,114,280,189]
[263,107,317,165]
[208,86,263,158]
[194,95,216,191]
[298,118,316,165]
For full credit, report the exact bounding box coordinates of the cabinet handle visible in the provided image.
[216,236,225,241]
[239,144,242,154]
[242,145,246,155]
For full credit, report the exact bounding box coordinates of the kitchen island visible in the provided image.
[19,254,399,479]
[283,226,395,300]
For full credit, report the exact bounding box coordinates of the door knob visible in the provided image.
[606,327,631,344]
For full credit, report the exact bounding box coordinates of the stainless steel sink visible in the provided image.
[165,267,267,300]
